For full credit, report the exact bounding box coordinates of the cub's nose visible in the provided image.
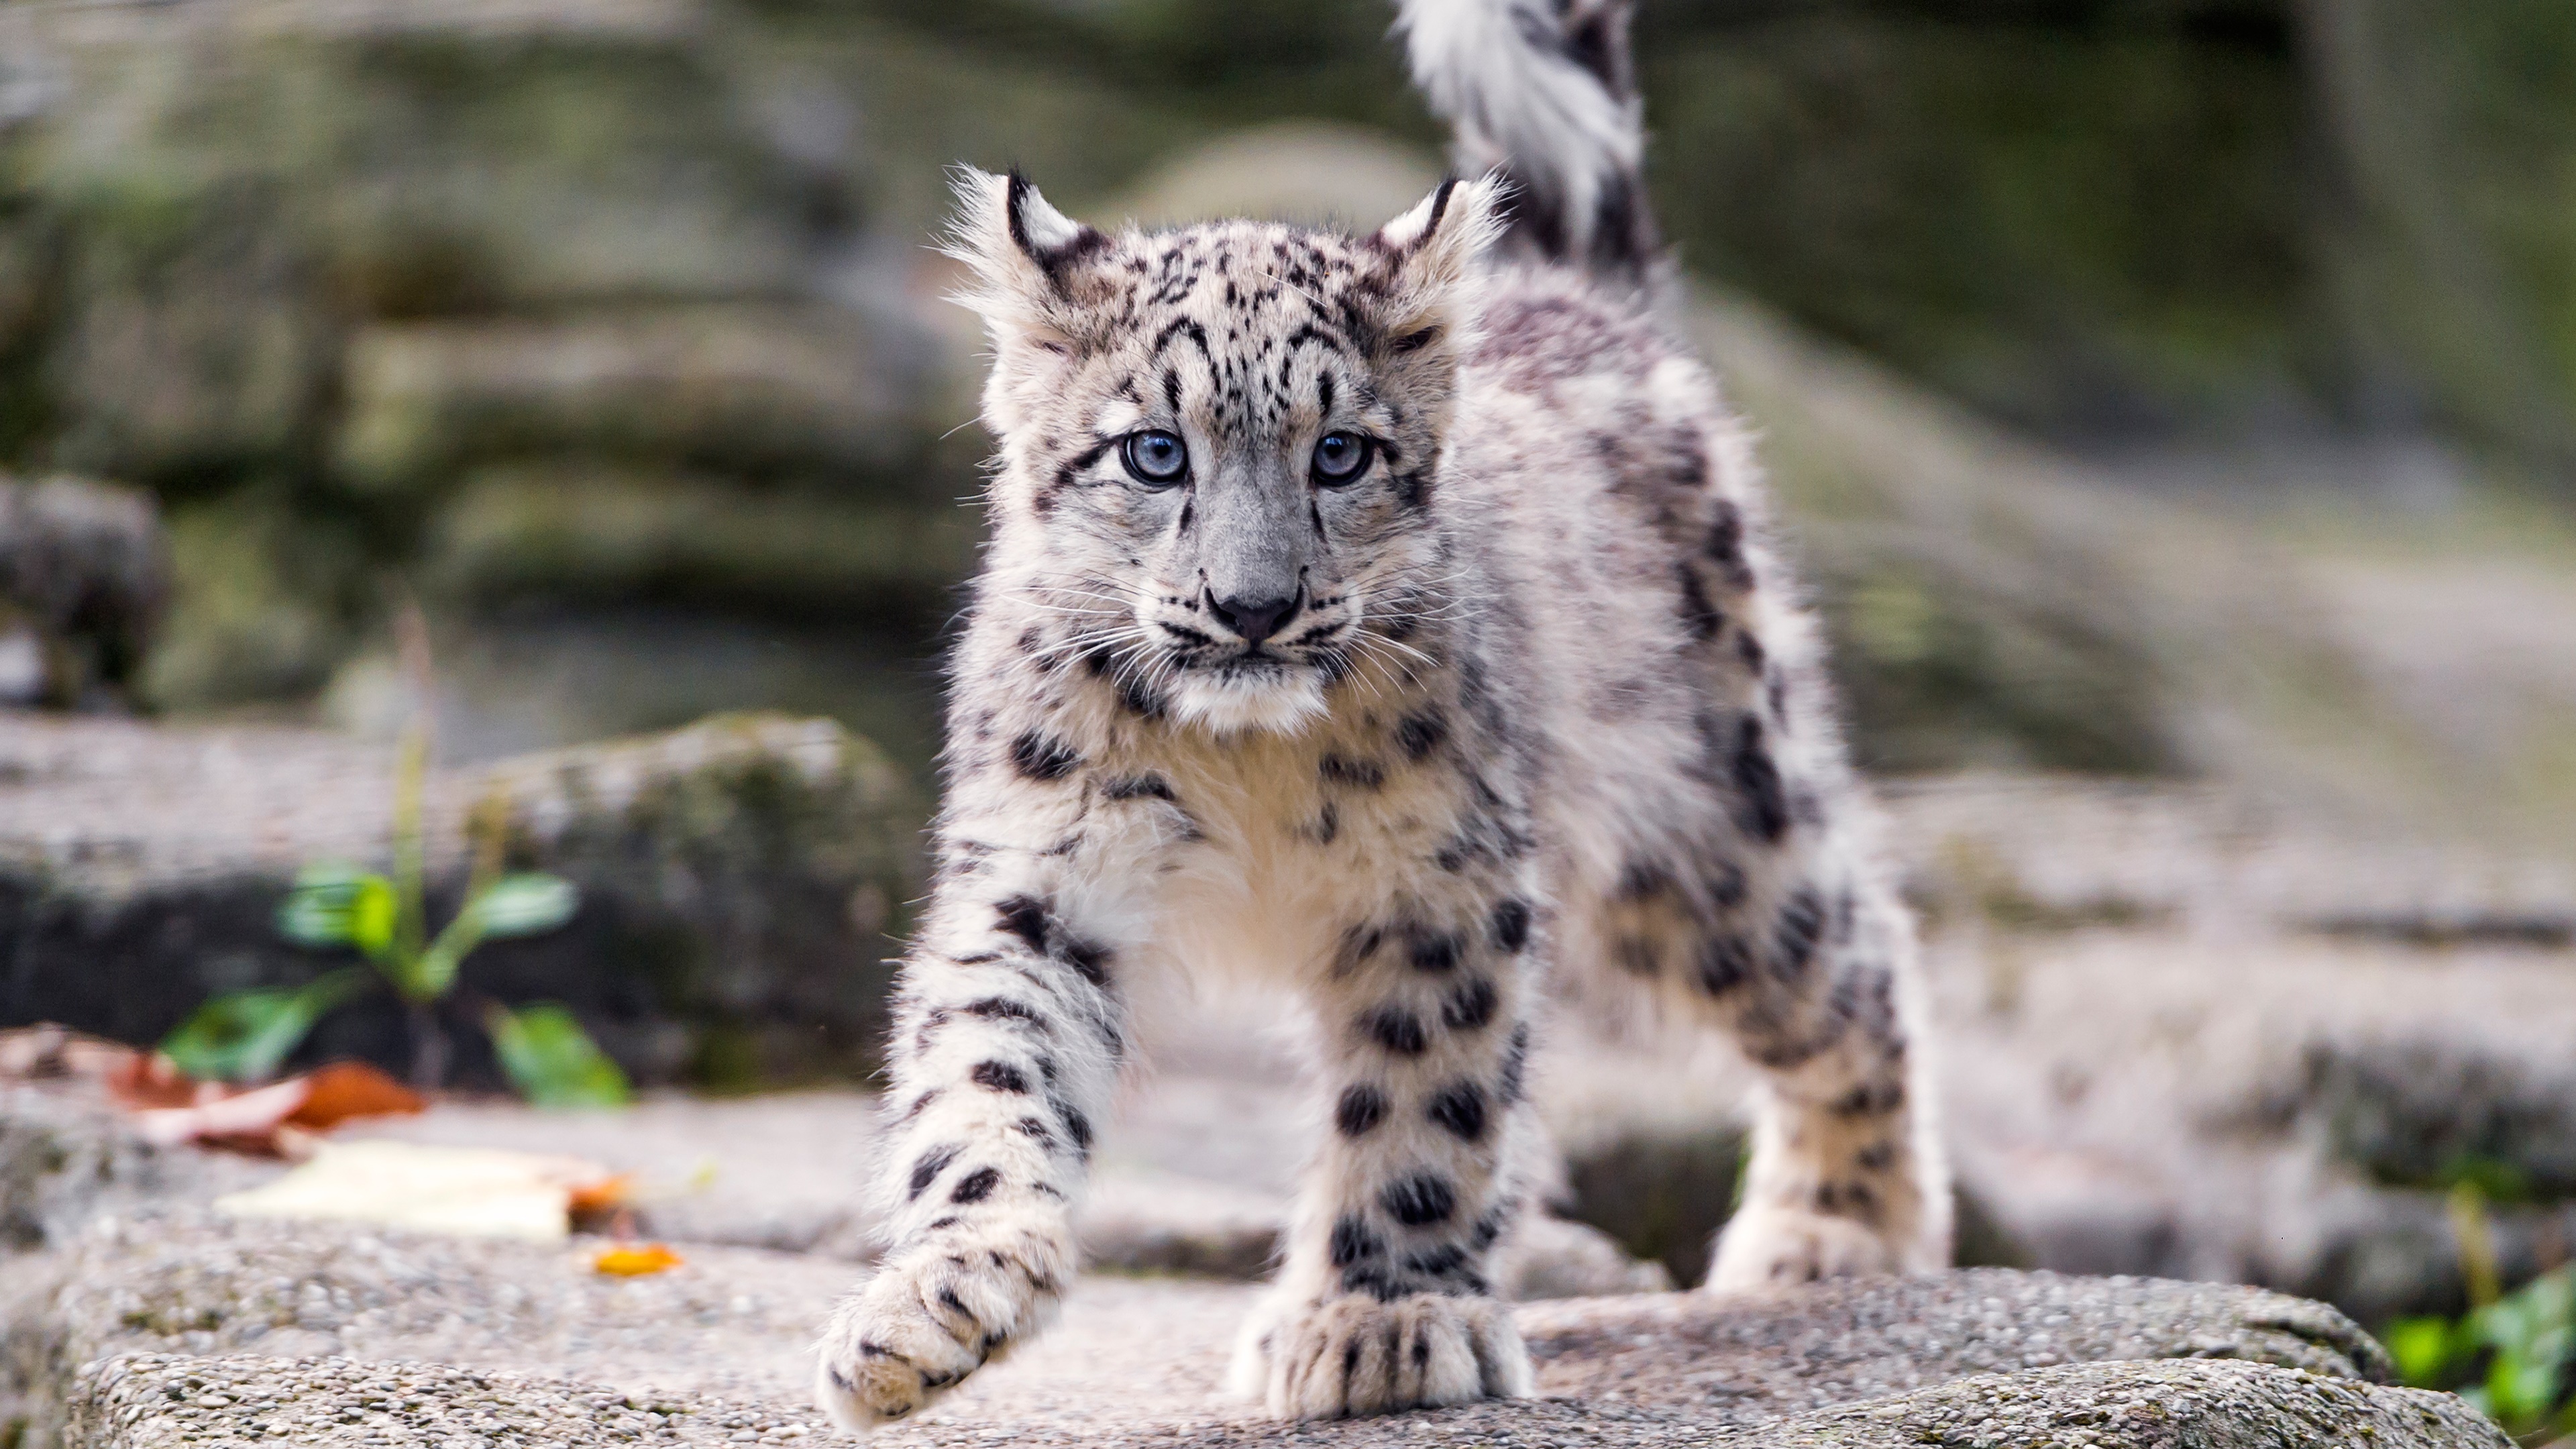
[1209,591,1297,645]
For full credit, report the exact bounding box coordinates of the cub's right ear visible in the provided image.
[944,167,1111,337]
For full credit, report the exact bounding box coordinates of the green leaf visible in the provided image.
[276,867,398,962]
[2387,1317,2462,1387]
[484,1003,628,1109]
[159,969,374,1083]
[471,875,579,938]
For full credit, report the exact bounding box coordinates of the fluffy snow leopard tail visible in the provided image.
[1395,0,1660,284]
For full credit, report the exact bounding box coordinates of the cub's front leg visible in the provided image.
[1230,892,1542,1419]
[814,841,1139,1432]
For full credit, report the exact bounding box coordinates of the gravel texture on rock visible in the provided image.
[5,1208,2479,1449]
[1752,1359,2507,1448]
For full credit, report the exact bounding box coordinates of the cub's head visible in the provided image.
[949,168,1502,736]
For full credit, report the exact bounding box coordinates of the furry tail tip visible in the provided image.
[1395,0,1661,283]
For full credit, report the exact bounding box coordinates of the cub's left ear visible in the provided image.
[1367,174,1506,339]
[945,166,1112,333]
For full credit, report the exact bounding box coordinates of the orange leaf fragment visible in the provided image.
[566,1173,633,1218]
[593,1242,683,1277]
[286,1062,425,1130]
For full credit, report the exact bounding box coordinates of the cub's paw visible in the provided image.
[1229,1292,1532,1420]
[812,1223,1071,1434]
[1703,1200,1900,1291]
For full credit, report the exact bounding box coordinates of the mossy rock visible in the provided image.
[425,465,979,615]
[0,711,920,1090]
[332,307,941,496]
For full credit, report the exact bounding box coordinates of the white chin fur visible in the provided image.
[1171,667,1329,737]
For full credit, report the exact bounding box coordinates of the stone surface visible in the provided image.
[1750,1359,2506,1448]
[1,1204,2477,1449]
[0,474,165,708]
[332,309,940,495]
[0,710,918,1088]
[425,468,979,615]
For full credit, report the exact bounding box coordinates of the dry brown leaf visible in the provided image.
[286,1061,425,1130]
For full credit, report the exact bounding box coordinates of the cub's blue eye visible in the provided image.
[1311,431,1373,486]
[1121,429,1189,486]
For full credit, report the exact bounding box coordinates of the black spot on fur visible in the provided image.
[949,1167,1001,1204]
[1732,716,1790,843]
[908,1144,963,1200]
[1832,1080,1907,1118]
[1311,802,1340,845]
[1330,1214,1381,1267]
[1396,710,1448,761]
[1735,629,1767,676]
[1319,753,1386,790]
[1391,325,1441,354]
[1706,499,1753,590]
[1335,1083,1388,1136]
[1334,923,1386,976]
[1499,1024,1530,1104]
[1426,1081,1489,1142]
[1490,898,1532,953]
[1676,563,1724,640]
[1407,930,1462,973]
[1392,468,1432,509]
[1042,441,1114,514]
[1014,1116,1053,1146]
[1469,1207,1509,1250]
[1403,1243,1468,1277]
[1102,774,1176,802]
[993,894,1114,985]
[1060,936,1113,986]
[1382,1173,1457,1227]
[1772,887,1827,981]
[965,998,1049,1030]
[1709,861,1750,909]
[1341,1262,1404,1302]
[1441,975,1499,1031]
[971,1061,1031,1094]
[1855,1138,1899,1171]
[1616,859,1672,900]
[1059,1102,1094,1152]
[996,896,1049,952]
[1362,1005,1429,1056]
[1697,934,1754,995]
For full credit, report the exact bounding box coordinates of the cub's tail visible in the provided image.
[1394,0,1660,284]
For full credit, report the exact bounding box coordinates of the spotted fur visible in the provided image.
[816,0,1948,1431]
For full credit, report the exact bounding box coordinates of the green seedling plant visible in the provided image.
[162,606,626,1108]
[2387,1182,2576,1445]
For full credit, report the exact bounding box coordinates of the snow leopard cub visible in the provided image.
[815,0,1949,1428]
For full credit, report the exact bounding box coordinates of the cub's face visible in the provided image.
[953,171,1500,735]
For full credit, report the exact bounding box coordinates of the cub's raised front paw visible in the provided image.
[812,1224,1071,1434]
[1703,1199,1901,1291]
[1228,1292,1532,1420]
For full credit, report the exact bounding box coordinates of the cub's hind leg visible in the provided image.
[1582,818,1947,1291]
[1559,389,1951,1289]
[1228,892,1543,1419]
